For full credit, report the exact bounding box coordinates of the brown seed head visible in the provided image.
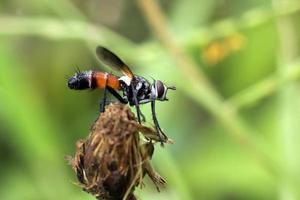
[68,103,167,200]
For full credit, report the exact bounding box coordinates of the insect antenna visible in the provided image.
[167,86,176,90]
[75,66,81,74]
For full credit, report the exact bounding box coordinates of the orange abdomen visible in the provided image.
[93,71,121,90]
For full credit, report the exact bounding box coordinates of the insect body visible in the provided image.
[68,46,175,143]
[68,71,121,90]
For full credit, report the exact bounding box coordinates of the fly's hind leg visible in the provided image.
[107,87,128,104]
[99,83,108,113]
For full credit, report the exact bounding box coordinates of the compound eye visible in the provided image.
[155,80,165,99]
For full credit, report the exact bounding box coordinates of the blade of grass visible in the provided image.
[273,0,300,199]
[0,15,136,54]
[185,1,300,47]
[228,59,300,109]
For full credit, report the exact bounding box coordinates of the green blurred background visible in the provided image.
[1,0,300,199]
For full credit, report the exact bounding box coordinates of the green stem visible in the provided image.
[186,1,300,46]
[228,60,300,109]
[273,0,300,199]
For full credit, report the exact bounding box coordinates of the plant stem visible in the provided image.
[185,1,300,46]
[228,60,300,109]
[273,0,300,199]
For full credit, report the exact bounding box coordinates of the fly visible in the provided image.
[68,46,176,144]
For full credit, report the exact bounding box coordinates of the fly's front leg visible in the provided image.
[138,99,152,104]
[138,99,159,123]
[110,84,145,122]
[151,100,168,145]
[131,84,143,124]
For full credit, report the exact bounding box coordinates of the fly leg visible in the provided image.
[99,99,116,110]
[151,100,168,145]
[108,86,145,122]
[140,111,146,122]
[131,84,144,124]
[99,81,108,113]
[107,87,128,104]
[100,85,131,112]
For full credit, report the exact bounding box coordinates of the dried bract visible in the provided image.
[68,103,167,200]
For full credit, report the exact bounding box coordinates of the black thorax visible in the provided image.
[121,76,152,106]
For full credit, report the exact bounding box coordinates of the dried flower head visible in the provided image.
[68,103,169,200]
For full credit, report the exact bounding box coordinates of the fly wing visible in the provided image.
[96,46,134,79]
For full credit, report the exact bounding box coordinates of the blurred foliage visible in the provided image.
[0,0,300,200]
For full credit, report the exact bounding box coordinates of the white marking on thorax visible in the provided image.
[86,70,93,88]
[104,72,108,86]
[151,84,157,99]
[119,76,131,86]
[162,84,168,99]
